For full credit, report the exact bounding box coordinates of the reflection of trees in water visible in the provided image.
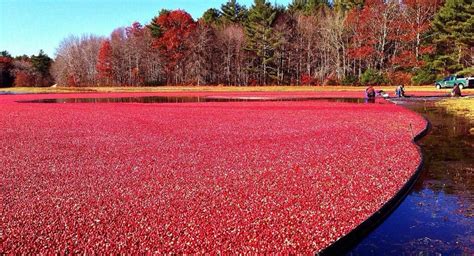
[409,103,473,217]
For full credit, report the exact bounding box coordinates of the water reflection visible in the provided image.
[365,98,376,104]
[18,96,374,104]
[349,99,474,255]
[0,91,19,95]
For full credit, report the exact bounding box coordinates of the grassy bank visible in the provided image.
[436,97,474,123]
[0,85,445,94]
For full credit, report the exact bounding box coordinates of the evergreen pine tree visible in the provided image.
[333,0,364,12]
[0,51,14,87]
[147,9,170,38]
[1,51,12,58]
[31,50,52,77]
[30,50,53,86]
[430,0,473,74]
[245,0,280,85]
[202,8,221,25]
[288,0,330,14]
[220,0,248,24]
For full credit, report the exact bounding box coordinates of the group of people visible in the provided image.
[365,84,462,100]
[364,85,402,100]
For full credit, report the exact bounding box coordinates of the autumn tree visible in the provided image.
[272,12,297,85]
[52,35,103,86]
[147,9,169,38]
[150,10,196,85]
[216,24,246,85]
[384,0,442,85]
[125,22,148,85]
[292,12,322,84]
[403,0,442,61]
[96,40,113,85]
[187,22,219,85]
[12,58,35,87]
[321,11,350,81]
[346,0,400,81]
[109,28,129,85]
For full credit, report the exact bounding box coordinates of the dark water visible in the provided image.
[0,91,20,95]
[349,98,474,255]
[17,96,373,104]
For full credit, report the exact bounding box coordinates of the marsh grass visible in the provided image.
[436,97,474,122]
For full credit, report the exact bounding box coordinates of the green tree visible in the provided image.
[360,68,387,85]
[288,0,330,14]
[220,0,248,24]
[245,0,280,85]
[0,51,14,87]
[31,50,52,77]
[333,0,364,12]
[147,9,170,38]
[1,51,12,58]
[202,8,221,25]
[430,0,474,74]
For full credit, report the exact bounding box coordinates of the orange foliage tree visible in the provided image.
[96,40,113,85]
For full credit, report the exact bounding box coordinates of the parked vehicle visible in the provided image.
[435,75,474,89]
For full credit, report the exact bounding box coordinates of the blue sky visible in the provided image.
[0,0,292,58]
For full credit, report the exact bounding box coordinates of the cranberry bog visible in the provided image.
[1,92,428,253]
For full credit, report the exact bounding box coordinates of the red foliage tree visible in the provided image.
[300,73,317,86]
[151,10,196,84]
[346,0,399,71]
[96,40,113,85]
[14,71,34,87]
[390,0,442,69]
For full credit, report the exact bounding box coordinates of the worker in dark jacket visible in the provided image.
[365,85,376,103]
[366,86,376,99]
[451,84,462,97]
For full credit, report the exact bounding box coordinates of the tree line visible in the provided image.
[0,50,53,87]
[1,0,473,87]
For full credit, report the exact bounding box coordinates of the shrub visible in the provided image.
[387,71,412,85]
[322,74,340,86]
[14,71,34,87]
[301,73,316,85]
[360,69,387,85]
[456,67,473,77]
[412,68,437,85]
[341,75,359,86]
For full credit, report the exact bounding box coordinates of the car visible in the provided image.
[435,75,474,89]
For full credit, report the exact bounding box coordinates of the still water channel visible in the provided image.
[350,97,473,255]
